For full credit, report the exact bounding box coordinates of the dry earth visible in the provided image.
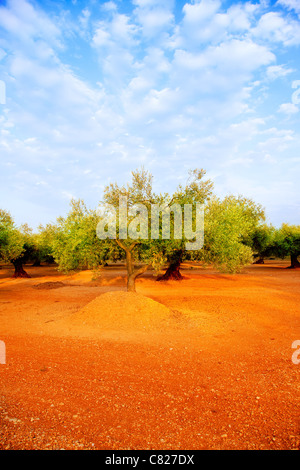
[0,260,299,450]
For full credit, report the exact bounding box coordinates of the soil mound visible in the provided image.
[33,281,65,289]
[70,291,173,331]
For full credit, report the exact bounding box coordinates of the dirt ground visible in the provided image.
[0,260,299,450]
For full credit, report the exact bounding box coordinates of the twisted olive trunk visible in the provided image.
[116,240,148,292]
[12,259,30,278]
[127,264,149,292]
[157,249,184,281]
[288,253,300,269]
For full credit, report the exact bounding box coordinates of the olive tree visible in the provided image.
[100,168,157,291]
[0,210,24,269]
[50,199,117,273]
[98,167,213,290]
[274,224,300,268]
[0,210,34,278]
[200,195,266,273]
[156,169,214,281]
[247,224,276,264]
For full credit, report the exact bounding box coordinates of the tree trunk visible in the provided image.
[288,253,300,269]
[12,260,30,278]
[32,259,41,267]
[116,239,148,292]
[157,249,184,281]
[127,265,149,292]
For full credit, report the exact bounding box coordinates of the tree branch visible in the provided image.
[115,239,138,253]
[132,264,149,278]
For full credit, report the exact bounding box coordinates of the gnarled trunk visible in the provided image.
[127,264,149,292]
[157,249,184,281]
[12,259,30,278]
[116,239,148,292]
[288,253,300,269]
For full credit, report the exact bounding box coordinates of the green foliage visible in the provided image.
[172,168,214,205]
[201,195,265,273]
[0,169,272,280]
[50,199,117,273]
[273,224,300,259]
[152,168,214,271]
[157,169,213,249]
[14,224,36,266]
[102,167,156,264]
[101,167,214,274]
[246,224,276,259]
[32,224,56,264]
[0,209,25,262]
[101,169,266,276]
[103,166,156,208]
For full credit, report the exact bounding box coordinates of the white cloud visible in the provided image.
[93,24,112,47]
[0,0,61,47]
[101,2,118,12]
[62,190,77,201]
[204,39,274,72]
[0,48,7,61]
[252,11,300,45]
[258,128,295,152]
[133,0,174,39]
[278,102,299,114]
[93,12,138,48]
[277,0,300,16]
[266,64,294,80]
[79,8,91,31]
[183,0,221,24]
[136,8,174,37]
[179,0,257,47]
[171,39,274,101]
[110,14,138,45]
[292,80,300,104]
[132,0,174,8]
[0,0,300,228]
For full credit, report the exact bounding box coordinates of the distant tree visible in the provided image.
[200,195,265,273]
[30,230,54,266]
[0,211,35,278]
[50,199,116,273]
[247,224,276,264]
[10,224,37,278]
[274,224,300,269]
[0,210,24,269]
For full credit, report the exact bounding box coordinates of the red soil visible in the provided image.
[0,261,299,450]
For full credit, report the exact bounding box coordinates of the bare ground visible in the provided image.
[0,260,299,450]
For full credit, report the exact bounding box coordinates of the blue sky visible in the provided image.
[0,0,299,229]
